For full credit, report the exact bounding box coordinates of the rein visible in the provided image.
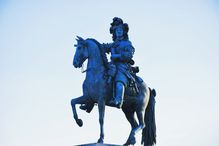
[81,63,87,73]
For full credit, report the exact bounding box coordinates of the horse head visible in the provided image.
[73,36,89,68]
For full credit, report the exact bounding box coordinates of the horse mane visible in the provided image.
[87,38,109,68]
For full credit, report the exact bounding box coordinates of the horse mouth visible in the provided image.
[73,58,86,68]
[73,63,82,68]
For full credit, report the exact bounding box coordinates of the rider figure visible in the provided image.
[102,17,135,108]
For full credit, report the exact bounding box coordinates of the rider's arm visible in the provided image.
[111,44,134,62]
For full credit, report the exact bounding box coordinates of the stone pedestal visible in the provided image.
[76,143,122,146]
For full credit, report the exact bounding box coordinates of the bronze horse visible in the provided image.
[71,36,156,146]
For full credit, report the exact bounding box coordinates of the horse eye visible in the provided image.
[77,45,86,50]
[81,46,86,49]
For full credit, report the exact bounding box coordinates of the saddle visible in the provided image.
[125,74,143,96]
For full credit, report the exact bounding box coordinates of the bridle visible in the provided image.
[75,38,106,74]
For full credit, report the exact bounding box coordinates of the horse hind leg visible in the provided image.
[136,108,146,132]
[70,95,88,127]
[123,111,146,146]
[131,100,147,134]
[126,106,147,145]
[134,86,149,135]
[123,108,138,145]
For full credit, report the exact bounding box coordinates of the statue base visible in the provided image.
[76,143,122,146]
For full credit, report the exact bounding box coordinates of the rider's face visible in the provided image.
[115,27,124,38]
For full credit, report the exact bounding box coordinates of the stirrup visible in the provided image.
[108,99,122,108]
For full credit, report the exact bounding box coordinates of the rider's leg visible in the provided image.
[109,70,128,108]
[114,81,125,108]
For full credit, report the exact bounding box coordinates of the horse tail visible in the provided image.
[141,88,156,146]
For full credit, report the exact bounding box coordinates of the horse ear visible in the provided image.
[76,36,87,47]
[76,36,84,41]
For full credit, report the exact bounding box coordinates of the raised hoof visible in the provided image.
[76,119,83,127]
[79,104,87,111]
[97,137,104,143]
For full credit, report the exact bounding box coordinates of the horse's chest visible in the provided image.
[83,76,104,96]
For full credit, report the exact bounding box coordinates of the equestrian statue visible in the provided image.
[70,17,156,146]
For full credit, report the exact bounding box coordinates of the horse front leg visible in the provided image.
[97,97,105,143]
[71,95,88,127]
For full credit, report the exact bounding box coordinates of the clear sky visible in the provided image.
[1,0,219,146]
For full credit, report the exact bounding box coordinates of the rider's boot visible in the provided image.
[109,82,125,108]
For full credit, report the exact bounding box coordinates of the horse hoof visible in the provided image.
[97,138,104,143]
[129,137,136,145]
[76,119,83,127]
[124,137,136,146]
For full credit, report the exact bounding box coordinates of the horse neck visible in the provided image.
[86,40,105,77]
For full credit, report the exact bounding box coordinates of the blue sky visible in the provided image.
[1,0,219,146]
